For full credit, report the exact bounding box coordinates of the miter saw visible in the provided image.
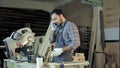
[3,27,35,59]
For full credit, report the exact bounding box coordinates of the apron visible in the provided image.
[52,21,73,62]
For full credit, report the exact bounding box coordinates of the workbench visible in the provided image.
[4,59,89,68]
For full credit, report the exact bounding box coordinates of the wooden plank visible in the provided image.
[37,24,53,62]
[103,7,119,28]
[4,59,89,68]
[33,24,52,62]
[103,0,120,28]
[104,20,118,28]
[33,36,44,56]
[88,7,101,68]
[48,61,89,68]
[103,0,119,8]
[94,10,105,68]
[103,8,119,28]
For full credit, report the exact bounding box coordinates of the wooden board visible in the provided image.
[33,26,53,62]
[103,0,120,28]
[48,61,89,68]
[88,7,101,68]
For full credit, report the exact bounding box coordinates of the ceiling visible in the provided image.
[0,7,50,44]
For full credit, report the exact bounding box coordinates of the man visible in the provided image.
[49,9,80,62]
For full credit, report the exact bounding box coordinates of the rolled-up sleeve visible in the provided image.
[67,23,80,50]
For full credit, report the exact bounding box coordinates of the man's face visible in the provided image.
[51,13,62,25]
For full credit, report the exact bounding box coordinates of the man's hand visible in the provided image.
[50,48,63,57]
[50,21,57,30]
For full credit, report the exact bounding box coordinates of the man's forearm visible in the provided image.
[62,46,72,52]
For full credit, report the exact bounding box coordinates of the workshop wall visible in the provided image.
[57,0,93,26]
[0,0,93,27]
[103,0,120,28]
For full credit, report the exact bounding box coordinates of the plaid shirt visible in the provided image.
[50,21,80,50]
[62,21,80,49]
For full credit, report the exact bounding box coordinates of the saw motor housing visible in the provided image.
[3,28,35,58]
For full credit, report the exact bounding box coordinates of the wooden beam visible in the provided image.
[88,7,101,68]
